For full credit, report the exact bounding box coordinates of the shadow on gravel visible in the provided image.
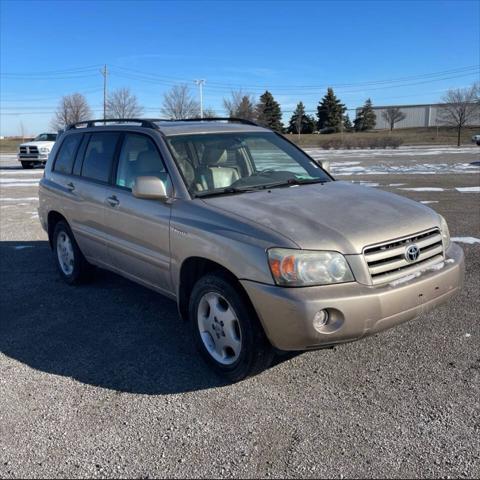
[0,241,235,395]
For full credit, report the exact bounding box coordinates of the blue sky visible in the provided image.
[1,0,478,135]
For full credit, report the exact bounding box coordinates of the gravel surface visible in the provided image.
[1,147,479,479]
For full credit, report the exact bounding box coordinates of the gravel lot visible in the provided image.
[1,146,479,479]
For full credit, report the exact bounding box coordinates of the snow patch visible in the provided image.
[13,245,34,250]
[329,161,361,167]
[0,183,39,187]
[455,186,480,193]
[451,236,480,245]
[420,201,439,204]
[399,187,444,192]
[0,197,38,202]
[0,170,43,176]
[0,178,40,184]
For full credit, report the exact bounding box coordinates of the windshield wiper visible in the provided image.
[193,186,258,198]
[193,178,327,198]
[260,178,328,189]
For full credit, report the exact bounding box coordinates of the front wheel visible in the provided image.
[53,221,93,284]
[189,273,273,382]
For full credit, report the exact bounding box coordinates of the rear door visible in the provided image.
[64,131,121,264]
[103,132,173,295]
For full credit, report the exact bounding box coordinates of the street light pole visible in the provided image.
[194,79,206,118]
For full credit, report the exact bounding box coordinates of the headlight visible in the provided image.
[439,215,450,250]
[267,248,354,286]
[39,147,50,153]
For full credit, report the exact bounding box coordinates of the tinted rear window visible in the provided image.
[53,134,82,175]
[81,133,120,182]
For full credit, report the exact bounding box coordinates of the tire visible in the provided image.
[189,272,273,382]
[52,220,93,284]
[21,161,33,169]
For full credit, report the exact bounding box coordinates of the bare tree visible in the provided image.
[202,107,216,118]
[160,84,200,119]
[51,93,92,130]
[295,114,303,138]
[437,83,480,146]
[223,90,256,120]
[107,87,144,118]
[382,107,407,131]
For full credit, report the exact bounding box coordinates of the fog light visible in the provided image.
[313,310,329,329]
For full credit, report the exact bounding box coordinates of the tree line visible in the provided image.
[50,82,479,146]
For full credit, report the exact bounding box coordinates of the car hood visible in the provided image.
[20,141,55,148]
[201,181,441,254]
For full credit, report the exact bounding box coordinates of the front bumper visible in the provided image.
[18,155,48,162]
[241,243,464,351]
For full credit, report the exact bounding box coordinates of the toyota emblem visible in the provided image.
[405,244,420,263]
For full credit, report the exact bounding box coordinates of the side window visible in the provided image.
[53,134,82,175]
[116,134,166,189]
[72,134,90,176]
[81,133,120,182]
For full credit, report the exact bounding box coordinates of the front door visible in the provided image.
[103,132,173,295]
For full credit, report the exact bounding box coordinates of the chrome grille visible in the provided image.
[364,228,444,285]
[19,146,40,158]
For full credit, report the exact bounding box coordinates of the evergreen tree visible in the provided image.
[354,98,376,131]
[223,91,256,120]
[288,102,315,134]
[236,96,256,120]
[316,88,346,132]
[343,114,353,132]
[256,91,283,132]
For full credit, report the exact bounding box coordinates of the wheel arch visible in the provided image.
[47,210,68,249]
[177,256,252,322]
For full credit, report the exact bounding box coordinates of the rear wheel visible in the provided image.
[189,273,273,381]
[21,161,33,169]
[53,220,93,284]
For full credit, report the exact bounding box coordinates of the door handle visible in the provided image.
[106,195,120,207]
[66,182,75,191]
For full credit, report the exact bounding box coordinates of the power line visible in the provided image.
[110,64,479,91]
[108,69,477,96]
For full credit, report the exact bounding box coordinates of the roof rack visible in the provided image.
[158,117,260,127]
[66,117,262,131]
[66,118,162,130]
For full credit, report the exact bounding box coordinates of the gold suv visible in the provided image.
[38,118,465,381]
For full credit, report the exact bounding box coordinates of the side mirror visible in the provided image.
[132,176,168,200]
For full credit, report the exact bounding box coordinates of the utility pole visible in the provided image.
[194,79,206,118]
[101,64,108,122]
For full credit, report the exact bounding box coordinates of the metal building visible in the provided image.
[356,103,480,129]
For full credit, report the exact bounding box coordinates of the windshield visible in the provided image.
[34,133,57,142]
[167,132,331,196]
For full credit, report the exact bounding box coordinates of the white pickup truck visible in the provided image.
[472,134,480,146]
[18,133,58,169]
